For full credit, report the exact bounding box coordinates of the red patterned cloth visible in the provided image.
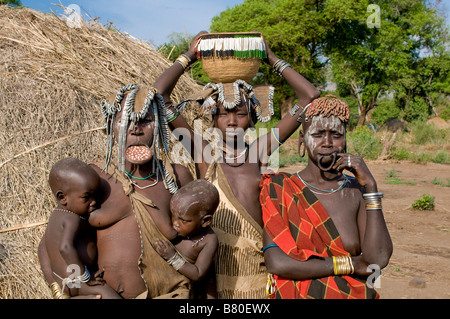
[260,172,378,299]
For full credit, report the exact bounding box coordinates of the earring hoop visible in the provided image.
[298,140,306,157]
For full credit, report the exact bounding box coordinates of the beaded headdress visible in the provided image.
[186,79,274,124]
[100,84,177,194]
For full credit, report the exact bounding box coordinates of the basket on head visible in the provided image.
[198,32,266,83]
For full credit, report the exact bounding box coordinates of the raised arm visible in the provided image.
[155,31,207,103]
[153,31,209,178]
[260,40,320,159]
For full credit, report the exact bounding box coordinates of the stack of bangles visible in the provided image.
[174,53,191,70]
[50,282,70,299]
[363,192,384,211]
[332,255,354,276]
[50,266,91,299]
[273,59,291,76]
[167,252,186,271]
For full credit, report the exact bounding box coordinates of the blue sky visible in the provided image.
[21,0,244,46]
[21,0,449,47]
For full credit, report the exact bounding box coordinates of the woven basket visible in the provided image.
[202,57,261,83]
[199,32,264,83]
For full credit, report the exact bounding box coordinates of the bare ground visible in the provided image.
[282,160,450,299]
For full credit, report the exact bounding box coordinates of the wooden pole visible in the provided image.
[0,221,48,233]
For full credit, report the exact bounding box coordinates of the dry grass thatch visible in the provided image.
[0,5,201,298]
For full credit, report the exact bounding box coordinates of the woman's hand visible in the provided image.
[333,153,377,192]
[186,31,208,62]
[254,31,276,65]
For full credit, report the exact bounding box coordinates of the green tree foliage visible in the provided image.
[158,32,192,61]
[207,0,449,125]
[323,0,449,125]
[157,32,211,84]
[0,0,22,6]
[209,0,343,117]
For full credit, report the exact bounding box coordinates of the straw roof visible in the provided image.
[0,5,201,298]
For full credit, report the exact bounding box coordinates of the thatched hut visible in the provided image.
[0,5,201,298]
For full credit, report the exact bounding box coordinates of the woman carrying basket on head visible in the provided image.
[153,31,320,299]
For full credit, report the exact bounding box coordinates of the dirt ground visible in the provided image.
[282,160,450,299]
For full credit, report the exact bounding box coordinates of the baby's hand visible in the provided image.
[86,269,106,286]
[154,239,176,260]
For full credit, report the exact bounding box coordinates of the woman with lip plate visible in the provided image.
[260,95,393,299]
[88,86,194,299]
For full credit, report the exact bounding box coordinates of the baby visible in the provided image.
[39,157,120,299]
[155,179,219,286]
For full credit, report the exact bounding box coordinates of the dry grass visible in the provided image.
[0,5,201,299]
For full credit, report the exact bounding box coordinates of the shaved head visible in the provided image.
[170,179,219,217]
[49,158,98,196]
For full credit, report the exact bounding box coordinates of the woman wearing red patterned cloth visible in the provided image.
[260,96,393,299]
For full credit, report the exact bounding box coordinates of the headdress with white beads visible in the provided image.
[100,84,177,194]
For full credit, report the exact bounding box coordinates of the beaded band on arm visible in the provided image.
[166,105,180,122]
[262,244,278,253]
[289,102,311,123]
[271,128,285,145]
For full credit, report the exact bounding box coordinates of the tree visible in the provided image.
[324,0,449,125]
[209,0,357,117]
[210,0,448,125]
[158,32,192,61]
[157,32,211,84]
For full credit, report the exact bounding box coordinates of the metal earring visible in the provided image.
[298,140,306,158]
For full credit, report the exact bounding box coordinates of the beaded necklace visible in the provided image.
[188,234,206,247]
[124,170,155,180]
[296,172,349,195]
[54,208,86,220]
[126,172,159,189]
[223,144,249,167]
